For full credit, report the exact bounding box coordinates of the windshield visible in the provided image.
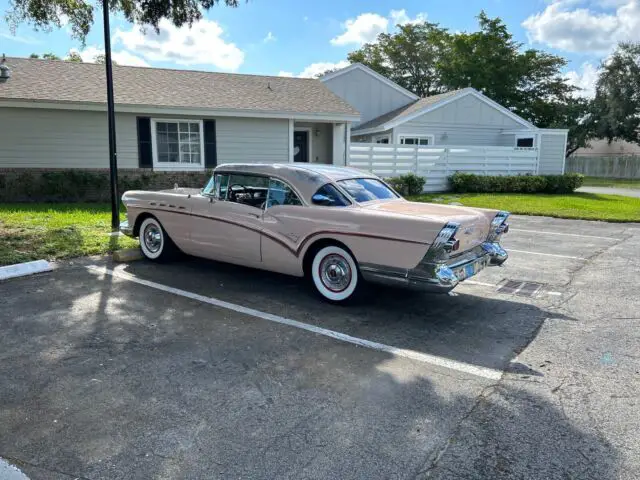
[337,178,399,203]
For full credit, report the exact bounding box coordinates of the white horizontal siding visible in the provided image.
[0,107,138,168]
[538,133,566,174]
[391,94,527,147]
[323,68,414,126]
[216,117,289,164]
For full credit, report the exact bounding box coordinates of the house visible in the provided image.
[0,57,359,177]
[321,63,568,175]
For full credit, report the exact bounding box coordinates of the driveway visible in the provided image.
[577,185,640,197]
[1,216,639,479]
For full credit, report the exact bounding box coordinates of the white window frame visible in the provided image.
[398,134,435,146]
[151,118,206,171]
[515,133,536,149]
[374,134,391,144]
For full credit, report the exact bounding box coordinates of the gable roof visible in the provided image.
[0,57,359,121]
[352,87,536,134]
[320,63,419,102]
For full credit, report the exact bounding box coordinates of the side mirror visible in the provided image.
[312,193,334,206]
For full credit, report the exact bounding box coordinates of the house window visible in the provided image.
[399,135,434,146]
[152,119,204,170]
[516,135,535,148]
[374,135,391,144]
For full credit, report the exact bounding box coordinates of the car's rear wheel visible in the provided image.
[139,217,176,261]
[310,245,360,303]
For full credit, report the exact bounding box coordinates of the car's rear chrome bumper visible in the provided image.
[119,220,134,237]
[360,242,508,293]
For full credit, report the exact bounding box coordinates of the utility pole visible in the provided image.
[103,0,119,230]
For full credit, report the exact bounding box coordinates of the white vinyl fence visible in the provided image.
[348,144,539,192]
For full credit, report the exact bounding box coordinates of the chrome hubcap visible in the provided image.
[320,254,351,292]
[143,224,162,253]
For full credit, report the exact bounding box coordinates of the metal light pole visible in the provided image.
[102,0,119,230]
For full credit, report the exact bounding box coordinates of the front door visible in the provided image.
[294,131,309,163]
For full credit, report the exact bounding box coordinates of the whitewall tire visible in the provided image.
[311,245,359,303]
[139,217,171,261]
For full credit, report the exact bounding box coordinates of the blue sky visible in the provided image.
[2,0,639,96]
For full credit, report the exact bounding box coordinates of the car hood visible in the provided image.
[363,200,493,251]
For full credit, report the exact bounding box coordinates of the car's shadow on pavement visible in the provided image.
[120,256,575,376]
[0,264,619,480]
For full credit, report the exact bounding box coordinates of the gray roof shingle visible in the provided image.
[353,89,466,131]
[0,57,359,118]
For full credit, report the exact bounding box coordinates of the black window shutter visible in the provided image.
[203,119,217,169]
[137,117,153,168]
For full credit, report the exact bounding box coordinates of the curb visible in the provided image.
[112,248,143,263]
[0,260,53,281]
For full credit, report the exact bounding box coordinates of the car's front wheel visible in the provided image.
[310,245,360,303]
[139,217,176,261]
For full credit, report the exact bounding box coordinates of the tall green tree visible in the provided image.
[5,0,240,43]
[347,11,590,155]
[348,22,450,97]
[592,42,640,145]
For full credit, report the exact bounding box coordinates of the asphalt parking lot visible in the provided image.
[1,215,639,480]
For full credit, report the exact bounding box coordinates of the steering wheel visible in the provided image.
[227,184,246,201]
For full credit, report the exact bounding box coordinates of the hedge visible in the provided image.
[0,169,212,203]
[385,173,426,196]
[448,172,584,194]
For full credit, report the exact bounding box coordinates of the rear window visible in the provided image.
[337,178,398,203]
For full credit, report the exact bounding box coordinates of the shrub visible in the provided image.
[448,172,584,194]
[385,173,426,196]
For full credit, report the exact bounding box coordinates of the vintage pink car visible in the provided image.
[121,164,509,302]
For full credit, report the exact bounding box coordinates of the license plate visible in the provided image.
[456,259,486,281]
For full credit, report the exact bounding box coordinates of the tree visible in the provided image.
[29,52,61,60]
[66,51,83,62]
[346,11,590,156]
[5,0,240,43]
[348,22,450,97]
[94,53,117,65]
[592,42,640,145]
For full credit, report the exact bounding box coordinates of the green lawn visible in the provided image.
[582,177,640,189]
[409,193,640,222]
[0,203,138,266]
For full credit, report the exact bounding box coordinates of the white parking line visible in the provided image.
[510,229,615,241]
[507,249,587,260]
[87,265,503,381]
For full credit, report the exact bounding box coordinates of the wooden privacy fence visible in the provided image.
[348,143,539,192]
[566,156,640,179]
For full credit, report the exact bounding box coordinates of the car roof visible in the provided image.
[213,163,378,202]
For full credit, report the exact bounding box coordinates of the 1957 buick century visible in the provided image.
[121,164,509,303]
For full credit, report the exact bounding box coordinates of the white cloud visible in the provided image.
[263,31,276,43]
[389,9,428,26]
[278,61,350,78]
[523,0,640,53]
[330,9,428,46]
[114,18,245,71]
[330,13,389,46]
[69,46,150,67]
[565,62,600,97]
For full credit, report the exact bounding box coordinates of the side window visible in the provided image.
[311,184,351,207]
[217,173,270,208]
[267,178,302,208]
[202,175,215,195]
